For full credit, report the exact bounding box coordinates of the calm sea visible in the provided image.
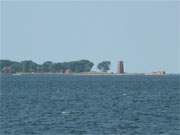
[0,75,180,135]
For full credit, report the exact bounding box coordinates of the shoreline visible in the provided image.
[0,72,177,76]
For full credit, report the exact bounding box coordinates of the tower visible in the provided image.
[117,61,124,74]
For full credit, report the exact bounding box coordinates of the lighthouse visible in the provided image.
[117,61,124,74]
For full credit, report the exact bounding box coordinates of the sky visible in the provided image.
[1,0,179,73]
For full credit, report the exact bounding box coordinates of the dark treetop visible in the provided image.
[0,60,94,73]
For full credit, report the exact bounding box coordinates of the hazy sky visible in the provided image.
[1,1,179,73]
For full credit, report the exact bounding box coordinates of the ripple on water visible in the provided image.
[1,75,180,135]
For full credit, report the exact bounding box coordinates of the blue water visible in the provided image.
[0,75,180,135]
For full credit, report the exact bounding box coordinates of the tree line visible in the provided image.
[0,60,111,73]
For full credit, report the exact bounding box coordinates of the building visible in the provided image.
[145,70,166,75]
[117,61,124,74]
[64,69,72,74]
[1,66,13,74]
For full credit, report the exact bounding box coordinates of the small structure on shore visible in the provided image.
[1,66,13,74]
[64,69,72,74]
[145,70,166,75]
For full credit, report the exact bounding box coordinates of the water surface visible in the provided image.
[0,75,180,135]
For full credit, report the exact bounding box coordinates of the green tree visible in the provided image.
[42,61,53,72]
[97,61,111,72]
[0,60,13,70]
[67,60,94,73]
[0,59,94,73]
[11,62,23,72]
[21,60,38,72]
[52,63,64,73]
[80,60,94,72]
[0,60,21,73]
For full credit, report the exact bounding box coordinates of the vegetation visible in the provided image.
[97,61,111,72]
[0,59,94,73]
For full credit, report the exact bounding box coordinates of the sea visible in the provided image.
[0,74,180,135]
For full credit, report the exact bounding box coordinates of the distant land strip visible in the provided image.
[0,59,111,74]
